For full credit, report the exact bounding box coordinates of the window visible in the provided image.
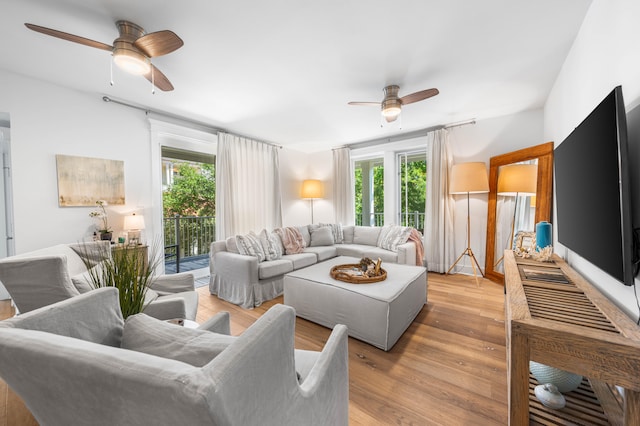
[398,151,426,232]
[354,158,384,226]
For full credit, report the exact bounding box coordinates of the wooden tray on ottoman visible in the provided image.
[330,264,387,284]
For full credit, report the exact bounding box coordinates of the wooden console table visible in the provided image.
[504,250,640,425]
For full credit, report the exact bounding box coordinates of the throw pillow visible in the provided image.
[121,313,235,367]
[310,226,335,247]
[225,236,239,253]
[71,266,100,293]
[236,231,266,262]
[377,225,412,252]
[319,223,344,244]
[259,229,284,261]
[297,226,312,247]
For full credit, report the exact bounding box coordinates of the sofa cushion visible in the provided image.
[282,253,317,269]
[335,244,368,259]
[121,313,235,367]
[304,246,338,262]
[259,229,283,261]
[377,225,412,252]
[342,226,355,244]
[259,259,294,280]
[353,226,382,246]
[362,246,399,263]
[236,232,266,262]
[309,226,334,247]
[320,223,344,244]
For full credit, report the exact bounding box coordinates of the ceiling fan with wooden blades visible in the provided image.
[25,20,183,91]
[349,85,439,122]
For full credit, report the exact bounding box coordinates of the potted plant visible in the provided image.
[89,200,113,241]
[80,241,162,318]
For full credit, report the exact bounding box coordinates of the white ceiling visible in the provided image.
[0,0,592,152]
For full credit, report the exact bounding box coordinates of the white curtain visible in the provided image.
[332,147,355,225]
[424,129,456,272]
[216,133,282,239]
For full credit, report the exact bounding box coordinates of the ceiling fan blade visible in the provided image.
[400,88,439,105]
[144,64,174,91]
[134,30,183,58]
[25,23,113,52]
[348,101,381,106]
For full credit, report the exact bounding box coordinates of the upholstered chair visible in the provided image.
[0,241,198,320]
[0,288,349,426]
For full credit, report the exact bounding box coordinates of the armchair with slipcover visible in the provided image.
[0,287,349,426]
[0,241,199,320]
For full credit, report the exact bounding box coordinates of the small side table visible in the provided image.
[111,244,149,269]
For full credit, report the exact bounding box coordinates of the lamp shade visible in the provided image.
[449,162,489,194]
[123,213,145,230]
[497,164,538,196]
[301,179,323,199]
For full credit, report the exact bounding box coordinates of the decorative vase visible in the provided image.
[535,221,552,251]
[529,361,582,393]
[100,232,113,241]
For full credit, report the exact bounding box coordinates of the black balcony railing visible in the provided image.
[355,212,425,232]
[164,215,215,273]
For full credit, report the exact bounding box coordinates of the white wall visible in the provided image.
[544,0,640,319]
[0,69,155,253]
[279,148,333,226]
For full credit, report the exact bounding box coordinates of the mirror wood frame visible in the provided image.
[484,142,554,283]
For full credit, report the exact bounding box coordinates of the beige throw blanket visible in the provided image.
[274,227,306,254]
[408,228,425,267]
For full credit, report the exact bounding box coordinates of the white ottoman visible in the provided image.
[284,256,427,351]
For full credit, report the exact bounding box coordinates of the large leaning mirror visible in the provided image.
[484,142,554,283]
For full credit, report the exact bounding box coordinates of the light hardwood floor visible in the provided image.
[0,273,508,425]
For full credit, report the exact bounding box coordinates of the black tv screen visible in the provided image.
[554,86,635,286]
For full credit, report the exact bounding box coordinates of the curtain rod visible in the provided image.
[343,119,476,150]
[101,95,282,149]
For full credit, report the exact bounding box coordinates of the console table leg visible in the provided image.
[509,332,530,426]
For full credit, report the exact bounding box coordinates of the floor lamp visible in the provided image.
[301,179,323,224]
[494,163,538,267]
[447,162,489,286]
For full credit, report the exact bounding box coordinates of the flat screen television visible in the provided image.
[554,86,635,286]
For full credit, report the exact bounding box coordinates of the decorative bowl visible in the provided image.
[529,361,583,393]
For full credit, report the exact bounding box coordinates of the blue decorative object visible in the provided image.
[536,221,552,251]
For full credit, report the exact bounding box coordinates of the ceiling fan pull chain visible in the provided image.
[109,54,114,86]
[151,64,155,95]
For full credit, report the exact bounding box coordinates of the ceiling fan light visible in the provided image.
[382,106,401,118]
[381,97,401,120]
[113,46,150,75]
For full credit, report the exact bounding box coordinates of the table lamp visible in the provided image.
[123,213,145,246]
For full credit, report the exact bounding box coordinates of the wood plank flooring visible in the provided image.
[0,273,508,425]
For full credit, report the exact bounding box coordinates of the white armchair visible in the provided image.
[0,288,349,426]
[0,241,199,320]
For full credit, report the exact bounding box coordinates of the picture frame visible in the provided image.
[514,231,536,256]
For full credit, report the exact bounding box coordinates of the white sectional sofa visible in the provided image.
[209,225,422,309]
